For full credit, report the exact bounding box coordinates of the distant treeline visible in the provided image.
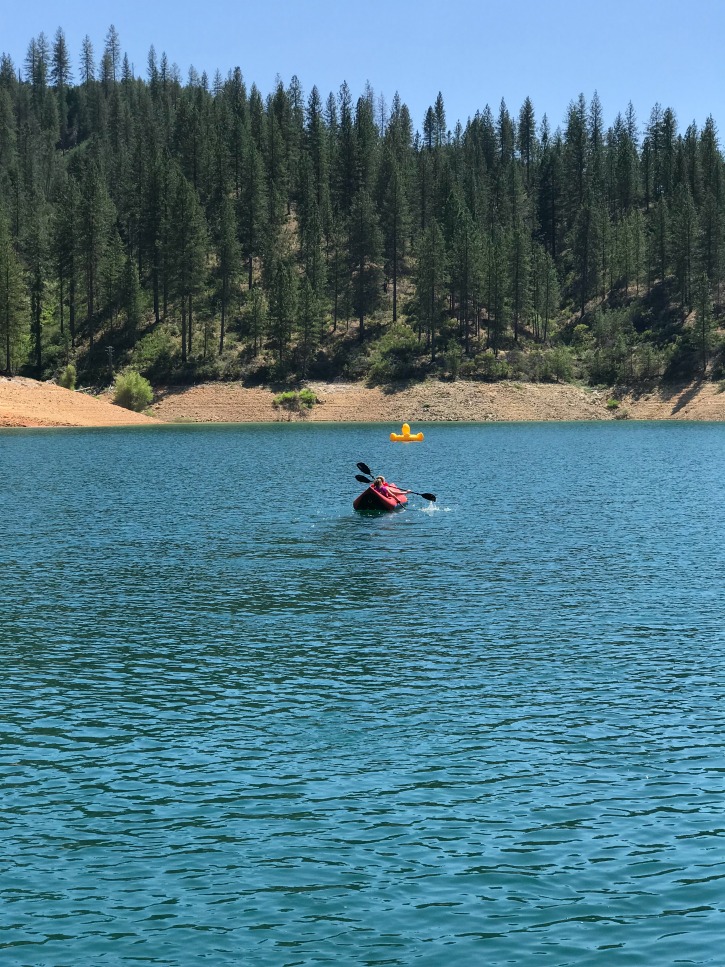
[1,26,724,387]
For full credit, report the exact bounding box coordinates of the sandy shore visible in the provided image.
[0,376,159,428]
[2,375,725,428]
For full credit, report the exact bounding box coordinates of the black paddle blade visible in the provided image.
[357,461,373,476]
[355,474,372,484]
[420,493,437,502]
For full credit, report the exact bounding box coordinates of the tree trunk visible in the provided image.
[181,295,187,362]
[219,278,227,355]
[392,212,398,322]
[188,293,193,356]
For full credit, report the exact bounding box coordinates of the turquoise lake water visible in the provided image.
[1,421,724,966]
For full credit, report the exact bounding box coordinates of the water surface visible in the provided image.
[1,422,724,965]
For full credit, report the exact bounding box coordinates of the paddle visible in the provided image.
[404,488,437,502]
[355,467,437,502]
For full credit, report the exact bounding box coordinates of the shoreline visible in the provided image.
[3,375,725,428]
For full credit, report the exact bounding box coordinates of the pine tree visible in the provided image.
[570,188,602,317]
[326,218,350,332]
[694,272,714,373]
[414,218,446,360]
[269,257,297,364]
[517,97,536,185]
[246,285,268,356]
[355,93,379,194]
[297,276,323,375]
[0,88,19,223]
[167,167,207,362]
[652,195,669,285]
[51,28,72,149]
[104,25,122,85]
[349,189,383,338]
[265,108,288,227]
[80,35,95,85]
[434,92,447,148]
[378,148,410,321]
[298,170,326,303]
[305,84,331,226]
[541,249,560,343]
[21,194,47,375]
[670,184,698,312]
[78,161,115,353]
[0,211,27,373]
[563,94,588,229]
[51,173,79,345]
[487,225,509,353]
[334,81,357,214]
[120,254,142,341]
[451,205,482,353]
[238,136,268,288]
[508,223,530,342]
[216,195,240,353]
[537,118,563,259]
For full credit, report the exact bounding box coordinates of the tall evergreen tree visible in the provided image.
[297,276,323,375]
[167,168,207,362]
[671,183,698,312]
[414,218,446,360]
[22,193,48,375]
[0,211,27,373]
[51,28,72,149]
[378,148,410,322]
[238,136,268,288]
[269,256,297,364]
[694,272,714,374]
[216,195,240,353]
[246,284,268,356]
[78,162,115,353]
[349,188,383,338]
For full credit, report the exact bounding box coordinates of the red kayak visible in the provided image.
[353,482,408,512]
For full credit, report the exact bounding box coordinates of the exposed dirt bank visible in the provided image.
[0,376,159,428]
[149,378,725,424]
[2,375,725,429]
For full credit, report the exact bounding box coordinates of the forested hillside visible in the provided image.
[1,26,724,388]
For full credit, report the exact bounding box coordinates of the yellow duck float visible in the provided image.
[390,422,424,442]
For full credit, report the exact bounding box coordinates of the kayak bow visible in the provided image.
[353,482,408,512]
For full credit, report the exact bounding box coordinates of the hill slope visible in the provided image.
[0,377,160,428]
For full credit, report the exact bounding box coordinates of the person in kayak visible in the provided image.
[372,476,392,497]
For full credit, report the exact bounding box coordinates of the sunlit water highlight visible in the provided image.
[1,421,724,965]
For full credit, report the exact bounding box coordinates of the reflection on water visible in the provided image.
[1,422,724,965]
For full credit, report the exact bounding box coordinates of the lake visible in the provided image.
[1,421,724,966]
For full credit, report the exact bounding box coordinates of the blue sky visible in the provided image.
[3,0,723,138]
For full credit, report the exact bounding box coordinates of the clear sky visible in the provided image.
[3,0,724,138]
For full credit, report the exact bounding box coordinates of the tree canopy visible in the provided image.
[1,28,724,388]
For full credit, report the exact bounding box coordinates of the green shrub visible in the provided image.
[572,323,591,347]
[130,328,177,380]
[272,388,318,416]
[113,370,153,411]
[367,324,420,383]
[443,342,463,380]
[477,350,511,381]
[606,398,620,410]
[58,363,76,390]
[536,346,574,383]
[298,388,317,407]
